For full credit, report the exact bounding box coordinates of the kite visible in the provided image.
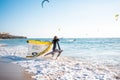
[115,14,119,21]
[41,0,49,8]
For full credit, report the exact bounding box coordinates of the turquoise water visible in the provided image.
[0,38,120,66]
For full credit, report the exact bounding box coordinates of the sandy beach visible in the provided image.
[0,62,34,80]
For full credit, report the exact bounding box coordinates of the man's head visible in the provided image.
[54,36,58,39]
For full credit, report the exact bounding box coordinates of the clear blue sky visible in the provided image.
[0,0,120,38]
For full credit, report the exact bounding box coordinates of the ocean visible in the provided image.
[0,38,120,66]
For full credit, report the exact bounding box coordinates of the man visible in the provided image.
[52,36,61,51]
[44,36,62,59]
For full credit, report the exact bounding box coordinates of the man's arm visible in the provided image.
[57,41,61,50]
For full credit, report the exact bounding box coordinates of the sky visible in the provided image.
[0,0,120,38]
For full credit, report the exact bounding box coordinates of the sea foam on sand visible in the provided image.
[0,46,119,80]
[13,57,119,80]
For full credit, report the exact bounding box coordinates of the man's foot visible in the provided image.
[59,50,63,53]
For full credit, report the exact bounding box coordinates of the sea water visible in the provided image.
[0,38,120,67]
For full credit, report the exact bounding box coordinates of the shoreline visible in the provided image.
[13,56,120,80]
[0,55,119,80]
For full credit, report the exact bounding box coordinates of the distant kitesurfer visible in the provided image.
[115,14,119,21]
[41,0,49,8]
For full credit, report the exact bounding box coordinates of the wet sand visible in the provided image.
[0,62,34,80]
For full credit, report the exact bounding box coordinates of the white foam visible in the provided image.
[0,46,28,57]
[0,46,119,80]
[13,57,118,80]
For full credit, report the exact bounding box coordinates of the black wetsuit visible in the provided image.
[52,39,61,51]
